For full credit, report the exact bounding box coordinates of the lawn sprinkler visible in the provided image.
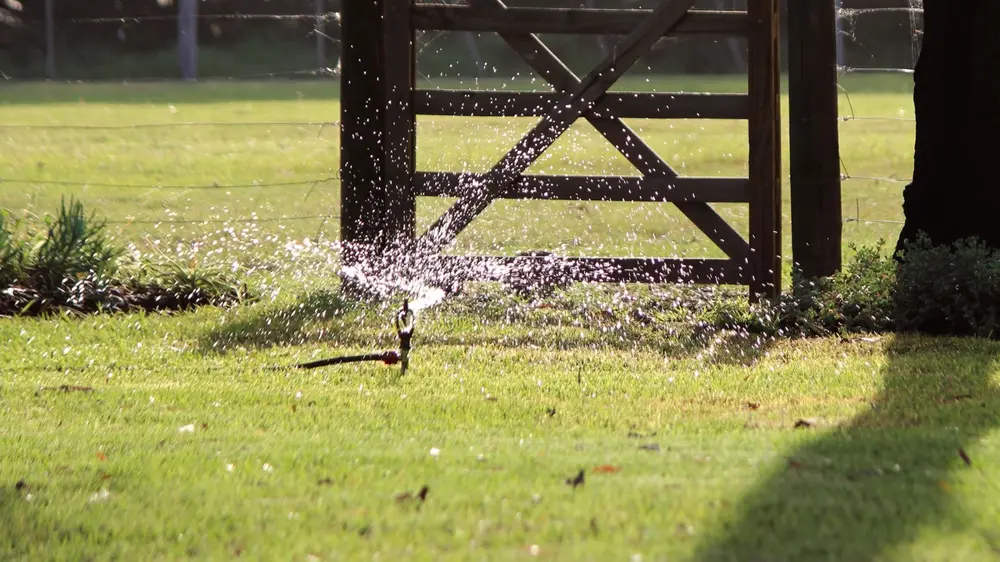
[294,299,415,375]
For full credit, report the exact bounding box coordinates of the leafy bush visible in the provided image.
[0,210,26,288]
[27,197,122,291]
[701,236,1000,340]
[702,241,897,337]
[118,259,251,311]
[0,199,251,317]
[894,235,1000,338]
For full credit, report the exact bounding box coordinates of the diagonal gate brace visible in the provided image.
[465,0,749,260]
[416,0,699,256]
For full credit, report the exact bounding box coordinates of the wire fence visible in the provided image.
[1,5,346,244]
[836,0,922,231]
[0,1,541,244]
[0,1,923,263]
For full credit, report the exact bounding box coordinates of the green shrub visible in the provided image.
[702,241,897,337]
[1,199,250,317]
[27,197,122,291]
[0,210,26,287]
[118,258,251,311]
[702,236,1000,340]
[894,235,1000,338]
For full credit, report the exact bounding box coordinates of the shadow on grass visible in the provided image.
[197,288,359,354]
[693,335,1000,561]
[196,285,780,363]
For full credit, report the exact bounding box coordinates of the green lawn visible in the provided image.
[6,76,997,562]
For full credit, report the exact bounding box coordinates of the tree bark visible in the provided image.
[896,1,1000,255]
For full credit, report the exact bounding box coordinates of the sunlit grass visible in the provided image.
[3,298,1000,560]
[0,74,914,262]
[5,76,994,562]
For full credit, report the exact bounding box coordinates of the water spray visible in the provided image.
[293,298,415,375]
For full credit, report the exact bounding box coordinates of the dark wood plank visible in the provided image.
[382,0,417,248]
[787,0,842,278]
[465,0,749,260]
[746,0,782,300]
[340,0,386,253]
[414,90,750,120]
[412,5,747,36]
[434,255,746,285]
[414,172,750,203]
[416,0,699,255]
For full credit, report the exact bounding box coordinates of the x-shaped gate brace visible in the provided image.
[415,0,747,263]
[341,0,780,296]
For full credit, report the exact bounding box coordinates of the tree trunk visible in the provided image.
[895,0,1000,255]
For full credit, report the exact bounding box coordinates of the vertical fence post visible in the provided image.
[44,0,55,79]
[178,0,198,81]
[340,0,415,293]
[340,0,387,271]
[787,0,842,279]
[746,0,782,300]
[315,0,327,71]
[381,0,416,249]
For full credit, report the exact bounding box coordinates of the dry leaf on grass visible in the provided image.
[565,469,585,488]
[959,448,972,466]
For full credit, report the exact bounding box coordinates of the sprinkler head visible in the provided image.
[395,298,415,375]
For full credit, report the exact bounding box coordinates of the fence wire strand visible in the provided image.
[837,1,922,227]
[33,13,342,25]
[0,177,339,190]
[0,121,339,130]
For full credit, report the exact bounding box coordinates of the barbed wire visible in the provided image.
[106,214,339,225]
[29,13,341,25]
[0,121,338,130]
[839,116,914,123]
[840,67,915,75]
[0,177,339,190]
[3,67,341,84]
[839,7,922,17]
[833,2,922,203]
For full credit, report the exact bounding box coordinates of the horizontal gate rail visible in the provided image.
[414,91,750,120]
[435,255,747,285]
[413,173,750,203]
[412,5,747,36]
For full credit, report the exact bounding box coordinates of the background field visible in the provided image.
[7,75,993,562]
[0,74,913,268]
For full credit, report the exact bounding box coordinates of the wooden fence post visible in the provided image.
[340,0,415,258]
[788,0,842,279]
[747,0,782,300]
[340,0,385,260]
[178,0,198,81]
[44,0,55,79]
[382,0,417,247]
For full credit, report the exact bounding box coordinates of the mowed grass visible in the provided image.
[7,75,1000,561]
[4,299,1000,561]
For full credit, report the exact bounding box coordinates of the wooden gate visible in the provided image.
[340,0,781,299]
